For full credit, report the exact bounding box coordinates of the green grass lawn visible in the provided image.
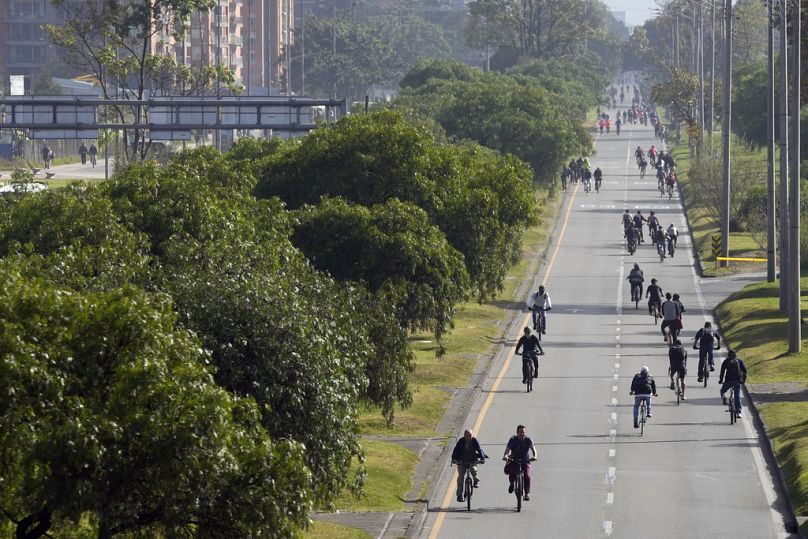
[301,521,372,539]
[715,278,808,533]
[334,440,419,512]
[671,145,765,277]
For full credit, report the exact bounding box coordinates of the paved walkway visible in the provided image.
[0,159,111,181]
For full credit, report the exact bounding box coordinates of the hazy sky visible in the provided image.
[603,0,660,27]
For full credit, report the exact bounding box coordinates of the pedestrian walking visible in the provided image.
[79,142,87,165]
[41,144,51,169]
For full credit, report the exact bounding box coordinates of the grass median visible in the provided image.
[670,144,765,277]
[715,278,808,534]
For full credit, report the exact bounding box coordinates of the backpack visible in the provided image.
[699,329,715,348]
[632,373,652,394]
[725,358,741,380]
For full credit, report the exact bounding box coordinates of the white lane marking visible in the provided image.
[609,449,616,458]
[615,335,620,340]
[615,327,621,332]
[613,373,619,381]
[604,521,613,537]
[614,363,620,369]
[611,397,618,405]
[606,492,614,505]
[612,385,618,392]
[610,412,617,423]
[615,353,621,359]
[609,430,616,442]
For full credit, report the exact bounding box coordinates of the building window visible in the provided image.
[11,1,43,18]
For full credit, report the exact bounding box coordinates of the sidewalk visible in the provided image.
[0,159,112,181]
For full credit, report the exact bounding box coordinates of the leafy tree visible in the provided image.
[367,14,453,79]
[288,16,401,101]
[732,0,768,68]
[256,110,537,300]
[466,0,610,60]
[651,68,700,128]
[399,58,481,90]
[623,26,651,71]
[732,61,768,147]
[0,269,310,538]
[293,197,469,338]
[44,0,241,163]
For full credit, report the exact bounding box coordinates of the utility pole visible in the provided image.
[778,0,789,311]
[788,0,801,353]
[698,2,705,144]
[709,0,716,147]
[766,0,776,282]
[720,0,732,268]
[332,0,336,99]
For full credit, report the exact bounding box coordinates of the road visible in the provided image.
[420,92,797,538]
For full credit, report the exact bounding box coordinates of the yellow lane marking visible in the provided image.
[428,181,580,538]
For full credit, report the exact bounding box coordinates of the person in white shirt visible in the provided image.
[666,223,678,249]
[527,285,552,334]
[660,292,681,341]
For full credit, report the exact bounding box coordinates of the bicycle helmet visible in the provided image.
[651,278,657,284]
[633,263,639,269]
[640,366,649,374]
[727,349,737,358]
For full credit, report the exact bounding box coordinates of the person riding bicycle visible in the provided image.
[665,170,677,193]
[452,429,488,502]
[647,211,660,240]
[515,326,544,383]
[622,210,633,237]
[645,278,663,316]
[502,425,537,501]
[630,366,658,428]
[719,350,748,416]
[593,167,603,191]
[635,146,644,163]
[615,116,622,134]
[648,145,658,165]
[639,157,648,177]
[668,339,688,399]
[666,223,678,249]
[694,321,722,382]
[660,292,681,340]
[655,225,669,258]
[632,211,647,243]
[560,165,572,191]
[626,223,639,253]
[527,285,552,333]
[627,263,644,301]
[88,143,98,167]
[582,168,593,192]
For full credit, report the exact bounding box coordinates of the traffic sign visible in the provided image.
[711,233,722,258]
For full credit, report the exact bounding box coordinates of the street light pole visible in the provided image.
[719,0,732,268]
[778,0,790,311]
[788,0,801,353]
[766,0,776,283]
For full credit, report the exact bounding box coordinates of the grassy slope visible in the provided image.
[671,145,764,277]
[715,278,808,534]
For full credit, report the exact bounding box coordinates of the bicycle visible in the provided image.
[90,154,97,167]
[639,164,647,178]
[583,179,591,194]
[638,398,648,436]
[521,351,538,393]
[727,386,739,424]
[595,178,602,193]
[696,347,712,387]
[532,307,548,339]
[457,459,484,511]
[671,369,682,405]
[505,456,536,512]
[650,302,661,325]
[667,182,674,199]
[667,238,676,258]
[627,235,637,255]
[630,282,642,309]
[657,241,666,262]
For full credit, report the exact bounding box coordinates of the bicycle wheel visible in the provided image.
[639,402,646,436]
[675,375,681,405]
[515,471,523,512]
[703,363,709,388]
[526,361,533,393]
[728,389,737,424]
[465,475,472,511]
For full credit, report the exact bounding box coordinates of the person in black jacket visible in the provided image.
[668,339,687,399]
[515,327,544,382]
[451,429,488,502]
[694,321,722,381]
[719,350,748,416]
[630,366,658,428]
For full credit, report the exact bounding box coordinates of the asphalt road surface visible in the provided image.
[420,92,797,538]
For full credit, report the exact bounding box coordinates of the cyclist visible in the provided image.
[615,116,622,135]
[560,164,572,191]
[672,293,685,335]
[582,167,592,193]
[719,350,748,416]
[639,157,648,178]
[668,339,688,399]
[660,292,680,340]
[627,263,644,301]
[451,429,488,502]
[666,223,678,249]
[626,223,639,254]
[635,146,644,165]
[655,225,669,259]
[665,169,677,195]
[88,143,98,167]
[656,165,666,192]
[569,159,579,183]
[647,211,660,241]
[648,145,658,166]
[515,326,544,383]
[694,321,722,382]
[502,425,537,501]
[630,366,658,429]
[622,210,633,237]
[527,285,552,333]
[645,278,663,316]
[632,210,647,243]
[593,167,603,191]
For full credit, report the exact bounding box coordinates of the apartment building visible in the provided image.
[177,0,294,95]
[1,0,71,92]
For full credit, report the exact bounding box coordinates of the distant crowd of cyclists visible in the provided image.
[560,156,602,194]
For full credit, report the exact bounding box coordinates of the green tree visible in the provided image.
[293,197,469,338]
[0,270,310,538]
[288,16,401,101]
[367,14,453,79]
[732,61,768,147]
[651,68,700,128]
[256,110,538,300]
[44,0,241,163]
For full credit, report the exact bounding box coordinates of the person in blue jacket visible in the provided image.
[451,429,488,502]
